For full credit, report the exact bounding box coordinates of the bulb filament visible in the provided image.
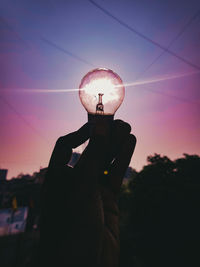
[96,93,104,114]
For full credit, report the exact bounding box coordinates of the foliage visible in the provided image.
[119,153,200,266]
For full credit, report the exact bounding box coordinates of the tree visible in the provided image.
[119,153,200,267]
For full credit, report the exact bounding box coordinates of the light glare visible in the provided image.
[83,78,119,104]
[79,68,125,115]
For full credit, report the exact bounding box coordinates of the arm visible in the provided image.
[39,120,136,267]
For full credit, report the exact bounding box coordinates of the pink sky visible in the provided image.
[0,0,200,179]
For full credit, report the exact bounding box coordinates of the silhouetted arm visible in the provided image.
[39,120,136,267]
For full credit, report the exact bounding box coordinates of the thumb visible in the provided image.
[48,123,90,168]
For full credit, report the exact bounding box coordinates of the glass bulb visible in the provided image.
[79,68,125,115]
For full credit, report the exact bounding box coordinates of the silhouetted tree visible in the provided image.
[119,153,200,267]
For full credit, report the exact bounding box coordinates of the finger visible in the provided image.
[109,120,131,160]
[74,120,131,178]
[74,137,108,175]
[107,134,136,194]
[112,119,131,137]
[74,119,124,171]
[73,120,131,193]
[72,128,118,199]
[97,119,131,170]
[48,123,90,168]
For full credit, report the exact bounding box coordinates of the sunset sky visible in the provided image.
[1,0,200,179]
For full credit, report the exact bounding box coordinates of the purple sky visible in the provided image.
[0,0,200,179]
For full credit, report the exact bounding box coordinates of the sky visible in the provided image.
[0,0,200,179]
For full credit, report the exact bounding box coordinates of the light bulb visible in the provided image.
[79,68,125,117]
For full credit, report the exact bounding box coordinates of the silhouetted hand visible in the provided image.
[39,120,136,267]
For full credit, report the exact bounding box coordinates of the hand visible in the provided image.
[39,120,136,267]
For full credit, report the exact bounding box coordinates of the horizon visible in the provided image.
[3,151,200,180]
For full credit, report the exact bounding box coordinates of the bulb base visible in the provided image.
[88,113,114,137]
[88,113,114,123]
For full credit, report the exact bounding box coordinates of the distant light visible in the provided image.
[104,170,108,175]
